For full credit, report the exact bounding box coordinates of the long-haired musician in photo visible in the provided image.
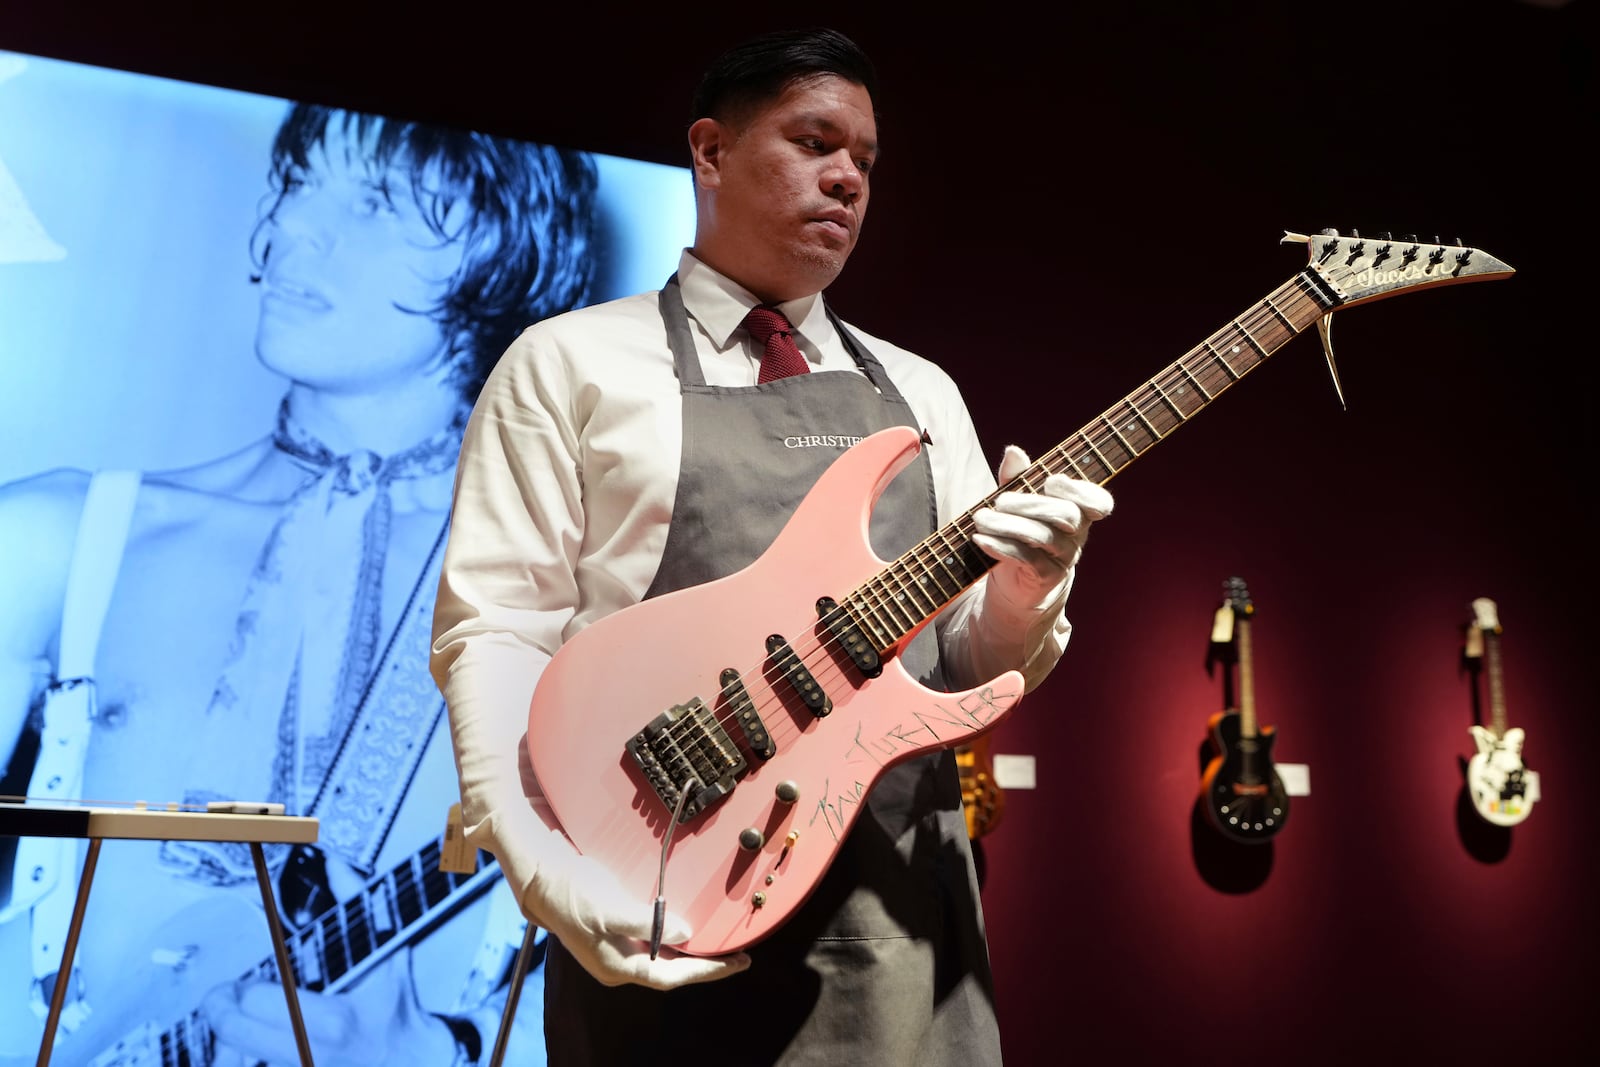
[0,102,596,1066]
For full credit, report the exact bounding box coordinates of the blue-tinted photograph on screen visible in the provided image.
[0,49,693,1066]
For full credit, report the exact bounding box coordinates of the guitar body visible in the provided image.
[529,428,1025,956]
[1466,724,1534,827]
[1201,709,1290,844]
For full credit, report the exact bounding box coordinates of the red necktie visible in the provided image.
[743,305,811,383]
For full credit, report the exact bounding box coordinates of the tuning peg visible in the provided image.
[1379,231,1392,241]
[1433,235,1442,244]
[1455,236,1465,246]
[1349,228,1360,238]
[1402,234,1417,242]
[1319,227,1339,236]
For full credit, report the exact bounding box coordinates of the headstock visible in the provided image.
[1224,576,1254,620]
[1472,596,1502,635]
[1282,229,1514,310]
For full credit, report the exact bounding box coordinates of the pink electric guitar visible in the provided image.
[529,231,1514,955]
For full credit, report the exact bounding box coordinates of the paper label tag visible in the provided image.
[992,754,1036,790]
[438,802,478,874]
[1277,762,1311,797]
[1210,603,1234,644]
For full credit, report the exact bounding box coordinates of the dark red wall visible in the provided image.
[11,2,1594,1062]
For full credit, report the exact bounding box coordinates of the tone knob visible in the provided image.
[775,780,800,803]
[739,827,764,851]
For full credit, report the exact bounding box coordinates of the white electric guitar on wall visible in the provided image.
[1465,597,1537,827]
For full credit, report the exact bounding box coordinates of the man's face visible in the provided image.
[254,127,464,393]
[693,74,877,303]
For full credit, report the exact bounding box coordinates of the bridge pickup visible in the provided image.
[720,668,776,760]
[625,697,747,822]
[816,596,882,678]
[766,634,831,717]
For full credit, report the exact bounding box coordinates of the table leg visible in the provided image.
[34,837,100,1067]
[249,841,316,1067]
[487,923,542,1067]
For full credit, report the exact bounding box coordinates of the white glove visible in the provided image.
[521,841,751,990]
[972,445,1115,607]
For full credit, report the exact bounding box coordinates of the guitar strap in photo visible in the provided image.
[11,469,141,1028]
[302,518,452,873]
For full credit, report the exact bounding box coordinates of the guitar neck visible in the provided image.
[1236,613,1258,739]
[844,272,1330,652]
[1484,627,1509,738]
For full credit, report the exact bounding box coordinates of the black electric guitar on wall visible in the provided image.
[1465,597,1536,827]
[1201,578,1290,844]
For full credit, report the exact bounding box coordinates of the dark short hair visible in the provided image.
[251,104,599,400]
[691,27,879,127]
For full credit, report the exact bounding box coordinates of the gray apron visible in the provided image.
[543,279,1002,1066]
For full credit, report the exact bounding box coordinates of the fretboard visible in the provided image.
[842,269,1335,653]
[1236,616,1259,741]
[1485,629,1509,739]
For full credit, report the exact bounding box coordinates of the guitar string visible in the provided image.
[643,274,1327,789]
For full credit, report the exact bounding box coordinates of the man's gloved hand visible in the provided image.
[523,844,751,990]
[972,445,1115,607]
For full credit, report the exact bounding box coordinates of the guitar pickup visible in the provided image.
[625,697,747,822]
[766,635,831,717]
[817,596,882,678]
[720,668,775,760]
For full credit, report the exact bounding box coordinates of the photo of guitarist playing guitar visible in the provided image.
[430,27,1115,1067]
[0,100,602,1064]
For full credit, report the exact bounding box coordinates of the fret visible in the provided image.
[1263,293,1299,332]
[1148,379,1191,427]
[395,851,425,927]
[1133,390,1174,441]
[344,893,373,965]
[323,901,352,983]
[1203,337,1244,380]
[856,584,901,645]
[883,563,931,622]
[278,929,304,989]
[1068,439,1112,483]
[1113,401,1160,453]
[421,860,454,911]
[1234,317,1268,357]
[370,876,397,940]
[893,559,940,617]
[1053,441,1091,480]
[1176,360,1214,402]
[924,531,972,602]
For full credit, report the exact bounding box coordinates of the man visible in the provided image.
[1,103,596,1064]
[431,27,1114,1064]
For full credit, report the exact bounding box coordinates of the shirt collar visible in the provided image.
[676,249,834,359]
